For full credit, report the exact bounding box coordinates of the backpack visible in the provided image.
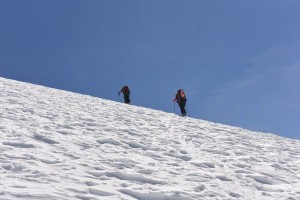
[178,89,187,102]
[122,86,130,94]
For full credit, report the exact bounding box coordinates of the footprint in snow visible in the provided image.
[191,162,215,169]
[34,134,59,144]
[88,188,117,197]
[166,150,192,161]
[216,175,233,182]
[2,141,35,148]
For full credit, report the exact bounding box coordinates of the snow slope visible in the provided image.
[0,77,299,200]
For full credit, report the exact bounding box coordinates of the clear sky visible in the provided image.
[1,0,299,139]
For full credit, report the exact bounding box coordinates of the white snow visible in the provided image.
[0,77,300,200]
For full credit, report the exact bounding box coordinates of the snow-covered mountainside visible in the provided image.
[0,77,299,200]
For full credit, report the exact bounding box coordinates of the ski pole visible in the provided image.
[185,105,190,117]
[173,102,175,113]
[173,93,176,113]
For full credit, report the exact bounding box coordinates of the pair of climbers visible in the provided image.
[118,86,188,117]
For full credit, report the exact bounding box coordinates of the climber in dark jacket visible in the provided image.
[118,86,131,104]
[173,89,187,116]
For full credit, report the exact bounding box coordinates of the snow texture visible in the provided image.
[0,77,300,200]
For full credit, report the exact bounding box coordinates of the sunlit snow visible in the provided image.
[0,77,299,200]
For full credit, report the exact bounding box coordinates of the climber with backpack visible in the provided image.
[118,86,131,104]
[173,89,187,116]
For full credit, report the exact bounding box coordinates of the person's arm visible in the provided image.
[173,93,178,102]
[118,88,123,95]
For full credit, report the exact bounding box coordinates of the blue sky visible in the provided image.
[1,0,299,139]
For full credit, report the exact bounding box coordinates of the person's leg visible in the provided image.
[182,101,187,116]
[124,94,130,104]
[179,103,186,116]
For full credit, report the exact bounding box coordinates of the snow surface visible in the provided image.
[0,77,300,200]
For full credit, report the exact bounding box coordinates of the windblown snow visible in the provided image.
[0,77,299,200]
